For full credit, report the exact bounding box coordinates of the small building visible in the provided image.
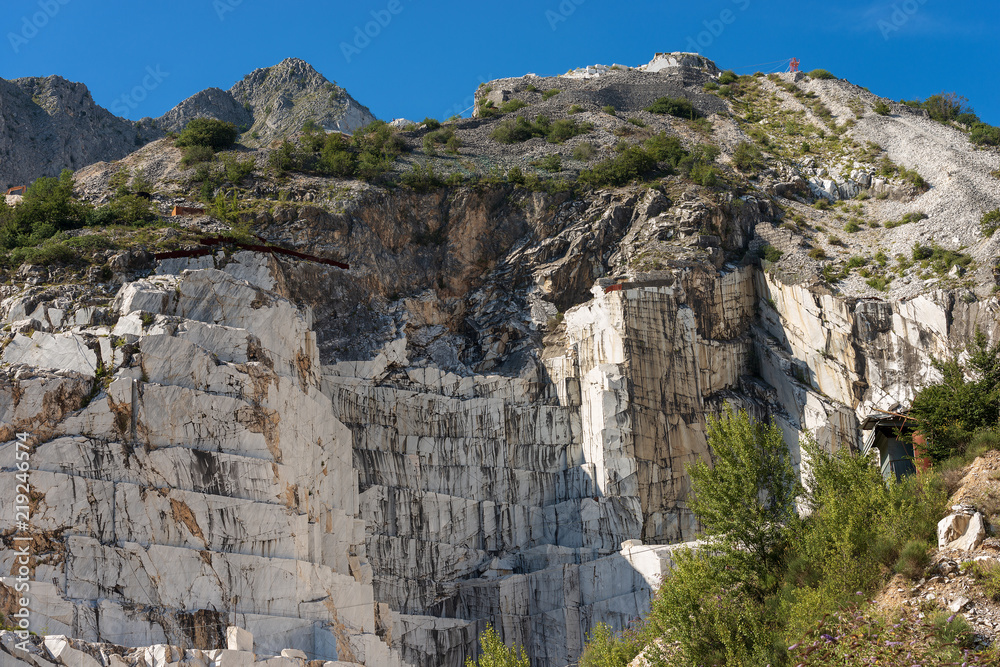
[859,412,918,480]
[171,205,206,217]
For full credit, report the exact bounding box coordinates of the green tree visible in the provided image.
[465,625,530,667]
[175,118,239,150]
[0,170,89,248]
[909,329,1000,461]
[687,405,800,591]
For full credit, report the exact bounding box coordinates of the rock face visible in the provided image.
[155,86,253,135]
[3,179,1000,666]
[0,76,160,189]
[0,256,405,665]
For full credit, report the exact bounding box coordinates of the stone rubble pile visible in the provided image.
[1,626,365,666]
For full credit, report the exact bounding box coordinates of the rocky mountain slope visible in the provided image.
[0,75,159,190]
[2,52,1000,666]
[0,58,374,189]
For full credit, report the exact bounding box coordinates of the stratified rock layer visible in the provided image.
[0,257,405,665]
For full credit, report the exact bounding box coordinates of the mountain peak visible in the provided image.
[228,59,375,145]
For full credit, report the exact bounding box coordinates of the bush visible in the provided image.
[602,105,616,116]
[895,539,931,579]
[970,122,1000,147]
[732,141,765,174]
[464,625,529,667]
[626,117,646,127]
[808,248,827,260]
[578,147,657,188]
[761,244,783,262]
[175,118,238,150]
[579,623,644,667]
[181,145,216,167]
[541,89,560,101]
[645,96,701,119]
[499,99,529,114]
[491,115,592,144]
[222,154,256,183]
[422,117,441,130]
[399,163,444,193]
[808,69,835,80]
[873,101,892,116]
[568,104,584,114]
[532,154,562,173]
[104,194,157,225]
[0,170,89,251]
[981,208,1000,236]
[572,142,595,161]
[718,70,738,85]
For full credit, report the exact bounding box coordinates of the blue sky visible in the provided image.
[3,0,998,125]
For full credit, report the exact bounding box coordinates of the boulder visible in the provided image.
[226,626,253,653]
[949,512,986,551]
[938,513,970,548]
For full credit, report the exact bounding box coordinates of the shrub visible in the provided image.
[808,69,835,80]
[602,105,616,116]
[703,80,720,92]
[844,220,861,233]
[572,142,595,161]
[970,122,1000,147]
[422,117,441,130]
[645,96,701,119]
[541,89,560,101]
[578,147,657,188]
[0,170,89,250]
[181,145,215,167]
[568,104,584,114]
[643,133,686,164]
[718,70,738,85]
[491,115,592,144]
[105,194,157,225]
[922,92,970,123]
[579,623,644,667]
[808,248,827,260]
[732,141,765,174]
[222,154,256,183]
[981,207,1000,236]
[532,154,562,173]
[175,118,238,150]
[478,100,499,118]
[268,141,296,175]
[548,118,592,143]
[499,99,529,114]
[761,244,783,262]
[626,117,646,127]
[464,625,529,667]
[895,540,931,579]
[399,162,443,193]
